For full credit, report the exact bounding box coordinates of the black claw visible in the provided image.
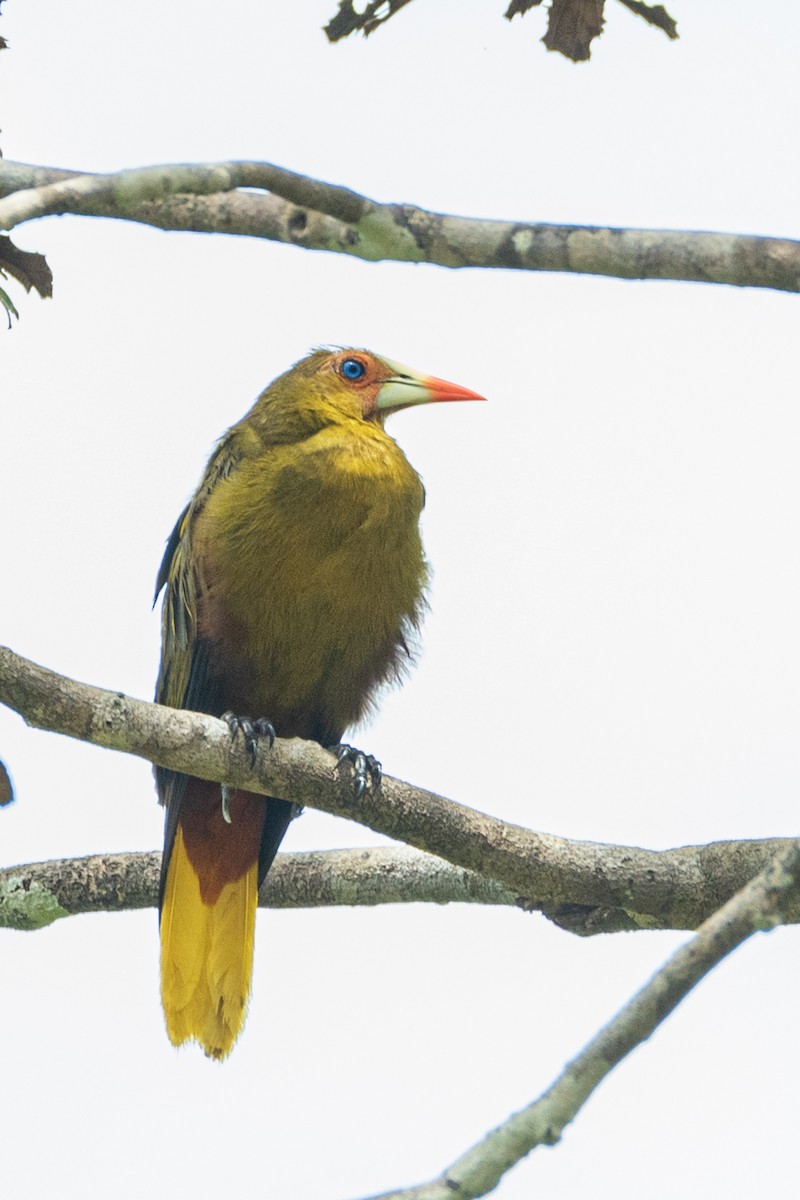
[330,743,382,797]
[222,711,276,765]
[252,717,277,748]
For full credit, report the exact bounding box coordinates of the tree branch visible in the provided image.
[2,644,798,933]
[0,160,797,292]
[360,840,800,1200]
[0,847,516,930]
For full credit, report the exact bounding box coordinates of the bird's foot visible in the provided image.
[330,744,382,798]
[222,712,276,762]
[221,712,276,823]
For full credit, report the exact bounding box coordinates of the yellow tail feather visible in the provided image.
[160,824,257,1060]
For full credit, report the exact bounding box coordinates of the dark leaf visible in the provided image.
[505,0,543,17]
[0,284,19,327]
[0,235,53,299]
[617,0,678,39]
[325,0,414,42]
[0,759,14,807]
[544,0,605,61]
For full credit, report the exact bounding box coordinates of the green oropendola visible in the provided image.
[155,347,484,1058]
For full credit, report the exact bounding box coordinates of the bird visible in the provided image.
[155,347,485,1059]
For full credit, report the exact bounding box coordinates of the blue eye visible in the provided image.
[341,357,366,381]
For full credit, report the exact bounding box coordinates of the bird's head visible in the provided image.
[288,348,486,426]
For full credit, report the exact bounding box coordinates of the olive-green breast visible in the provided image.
[191,417,428,738]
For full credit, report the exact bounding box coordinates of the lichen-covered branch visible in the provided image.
[0,847,516,931]
[360,841,800,1200]
[2,643,798,933]
[0,159,797,292]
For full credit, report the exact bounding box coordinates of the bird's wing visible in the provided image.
[155,428,246,706]
[154,432,243,902]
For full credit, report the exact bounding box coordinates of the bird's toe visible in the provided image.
[331,743,382,797]
[222,711,276,764]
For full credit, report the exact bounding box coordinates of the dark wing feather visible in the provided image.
[154,433,244,906]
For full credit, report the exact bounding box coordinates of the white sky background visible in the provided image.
[2,2,799,1196]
